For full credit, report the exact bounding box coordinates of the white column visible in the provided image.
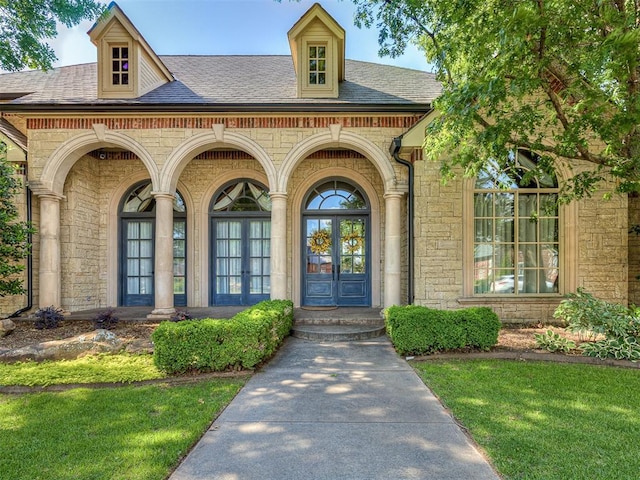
[384,192,403,307]
[38,193,62,308]
[149,192,175,319]
[270,192,288,300]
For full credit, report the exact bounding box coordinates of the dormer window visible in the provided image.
[288,4,345,99]
[309,46,326,85]
[111,46,129,86]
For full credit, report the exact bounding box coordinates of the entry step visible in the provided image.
[291,323,386,342]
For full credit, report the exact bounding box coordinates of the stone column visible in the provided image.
[270,192,288,300]
[384,192,403,307]
[148,193,175,319]
[38,193,63,308]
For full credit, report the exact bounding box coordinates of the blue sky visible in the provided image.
[49,0,430,72]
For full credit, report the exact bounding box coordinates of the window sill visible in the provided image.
[457,296,563,305]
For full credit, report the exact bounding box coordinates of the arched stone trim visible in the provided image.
[278,130,397,194]
[198,169,270,307]
[40,129,159,196]
[291,167,382,307]
[161,131,278,193]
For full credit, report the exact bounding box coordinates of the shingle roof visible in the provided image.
[0,56,441,110]
[0,118,27,150]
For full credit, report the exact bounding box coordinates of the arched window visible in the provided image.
[119,181,187,306]
[210,179,271,306]
[473,151,559,295]
[304,180,368,211]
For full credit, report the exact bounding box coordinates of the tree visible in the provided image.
[352,0,640,200]
[0,0,105,72]
[0,144,35,296]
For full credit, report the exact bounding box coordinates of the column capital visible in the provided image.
[151,191,175,201]
[29,184,64,201]
[269,191,288,201]
[383,191,405,200]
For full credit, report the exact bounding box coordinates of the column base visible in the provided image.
[147,308,176,320]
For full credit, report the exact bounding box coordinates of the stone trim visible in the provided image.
[26,115,422,130]
[87,149,367,161]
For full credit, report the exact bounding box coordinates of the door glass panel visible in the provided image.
[339,219,366,275]
[306,218,332,274]
[125,220,154,297]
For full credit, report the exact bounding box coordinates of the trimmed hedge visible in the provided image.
[151,300,293,374]
[385,305,501,355]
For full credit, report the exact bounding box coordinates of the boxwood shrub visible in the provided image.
[385,305,500,355]
[152,300,293,374]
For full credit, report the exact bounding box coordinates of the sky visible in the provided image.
[47,0,431,72]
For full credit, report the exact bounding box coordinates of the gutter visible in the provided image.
[390,135,414,305]
[0,102,433,114]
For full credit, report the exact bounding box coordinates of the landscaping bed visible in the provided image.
[2,317,578,353]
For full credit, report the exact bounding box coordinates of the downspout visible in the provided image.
[8,167,33,318]
[390,136,414,305]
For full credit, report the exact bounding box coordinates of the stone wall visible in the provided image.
[25,120,407,311]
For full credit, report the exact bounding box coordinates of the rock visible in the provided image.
[0,329,124,363]
[0,319,16,337]
[124,338,154,354]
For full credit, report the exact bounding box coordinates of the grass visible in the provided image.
[414,360,640,480]
[0,377,248,480]
[0,353,165,386]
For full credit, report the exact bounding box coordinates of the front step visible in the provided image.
[291,323,386,341]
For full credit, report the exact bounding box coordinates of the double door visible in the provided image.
[303,216,369,306]
[212,218,271,305]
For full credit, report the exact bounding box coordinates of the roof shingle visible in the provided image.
[0,56,441,108]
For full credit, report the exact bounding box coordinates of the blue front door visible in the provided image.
[303,216,369,306]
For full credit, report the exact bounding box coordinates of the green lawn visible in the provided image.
[415,360,640,480]
[0,378,247,480]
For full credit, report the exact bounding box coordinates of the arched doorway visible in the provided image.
[302,178,371,306]
[210,179,271,305]
[119,181,187,306]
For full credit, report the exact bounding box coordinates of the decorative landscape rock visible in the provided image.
[0,329,124,363]
[0,319,16,337]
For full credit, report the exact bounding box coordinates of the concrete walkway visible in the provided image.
[169,337,500,480]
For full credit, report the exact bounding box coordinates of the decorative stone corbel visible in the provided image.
[92,123,107,142]
[329,123,342,142]
[212,123,225,142]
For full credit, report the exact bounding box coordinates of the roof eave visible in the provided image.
[0,103,433,114]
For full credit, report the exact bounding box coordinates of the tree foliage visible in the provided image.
[353,0,640,200]
[0,0,105,72]
[0,145,35,296]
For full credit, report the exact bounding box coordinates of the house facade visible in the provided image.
[0,3,632,323]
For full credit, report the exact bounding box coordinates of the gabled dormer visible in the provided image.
[288,3,345,99]
[88,2,173,99]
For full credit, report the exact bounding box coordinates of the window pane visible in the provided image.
[318,47,325,58]
[474,151,560,296]
[309,46,316,57]
[319,73,325,84]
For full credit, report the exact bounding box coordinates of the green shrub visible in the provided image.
[461,307,501,349]
[554,289,640,361]
[384,305,500,355]
[580,337,640,361]
[152,300,293,374]
[535,330,577,353]
[553,288,640,340]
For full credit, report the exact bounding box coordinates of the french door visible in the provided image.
[212,218,271,305]
[303,216,369,306]
[122,219,154,306]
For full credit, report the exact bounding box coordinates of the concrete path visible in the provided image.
[169,337,500,480]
